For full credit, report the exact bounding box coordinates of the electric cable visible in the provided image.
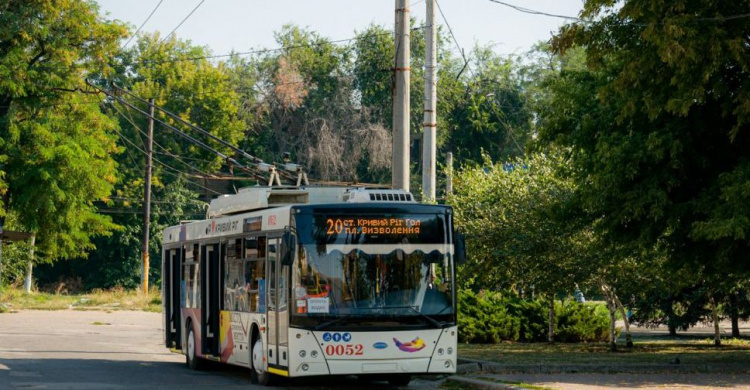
[121,0,165,49]
[160,0,207,44]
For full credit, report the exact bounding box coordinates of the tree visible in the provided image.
[540,0,750,345]
[449,151,590,342]
[0,0,127,260]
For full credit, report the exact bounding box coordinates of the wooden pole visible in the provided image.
[142,98,155,294]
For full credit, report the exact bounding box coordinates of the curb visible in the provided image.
[457,358,750,374]
[446,375,520,390]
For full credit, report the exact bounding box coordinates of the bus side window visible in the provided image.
[224,239,243,311]
[245,260,264,312]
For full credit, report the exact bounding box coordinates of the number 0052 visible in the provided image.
[324,344,363,356]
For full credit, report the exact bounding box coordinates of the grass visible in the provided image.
[459,338,750,366]
[0,287,161,312]
[476,377,552,390]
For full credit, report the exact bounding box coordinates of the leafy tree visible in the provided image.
[540,0,750,344]
[0,0,127,260]
[450,151,590,342]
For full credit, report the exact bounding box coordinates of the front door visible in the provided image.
[266,237,289,373]
[201,243,221,356]
[164,248,182,349]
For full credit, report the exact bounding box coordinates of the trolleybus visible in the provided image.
[162,186,464,385]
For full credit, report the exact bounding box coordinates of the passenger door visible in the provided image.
[163,248,182,349]
[201,243,221,356]
[266,237,289,373]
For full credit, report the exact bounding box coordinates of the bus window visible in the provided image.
[244,236,266,259]
[183,244,201,309]
[224,239,243,311]
[245,260,264,312]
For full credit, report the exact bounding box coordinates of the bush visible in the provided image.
[458,290,520,343]
[556,302,611,342]
[458,290,612,344]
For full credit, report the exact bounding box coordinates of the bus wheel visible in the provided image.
[387,374,411,387]
[186,327,203,370]
[251,337,272,385]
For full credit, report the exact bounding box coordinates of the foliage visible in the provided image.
[458,289,610,344]
[0,0,128,260]
[449,151,586,296]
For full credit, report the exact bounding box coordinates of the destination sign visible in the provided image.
[325,217,421,236]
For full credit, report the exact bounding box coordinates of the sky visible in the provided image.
[96,0,585,58]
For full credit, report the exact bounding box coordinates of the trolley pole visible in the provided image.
[392,0,411,191]
[422,0,437,202]
[141,98,155,294]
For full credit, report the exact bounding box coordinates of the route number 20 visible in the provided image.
[325,344,364,356]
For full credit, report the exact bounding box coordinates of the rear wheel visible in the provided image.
[186,326,203,370]
[387,374,412,387]
[251,337,273,386]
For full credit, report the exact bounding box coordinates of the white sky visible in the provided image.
[96,0,584,58]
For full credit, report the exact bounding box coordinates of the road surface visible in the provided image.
[0,310,441,389]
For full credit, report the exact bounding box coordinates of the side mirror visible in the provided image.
[281,229,297,266]
[454,231,467,265]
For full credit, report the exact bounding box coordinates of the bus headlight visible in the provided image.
[444,361,452,368]
[301,363,309,371]
[437,348,444,355]
[311,350,318,358]
[447,347,453,355]
[299,350,306,358]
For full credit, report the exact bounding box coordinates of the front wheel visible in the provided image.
[186,327,203,370]
[251,337,273,386]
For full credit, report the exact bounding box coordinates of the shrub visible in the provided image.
[458,290,612,344]
[556,301,611,342]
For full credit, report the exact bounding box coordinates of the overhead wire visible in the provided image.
[121,0,165,49]
[436,0,524,153]
[109,99,219,178]
[160,0,207,44]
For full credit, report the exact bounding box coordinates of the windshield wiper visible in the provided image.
[403,305,445,328]
[314,314,356,331]
[357,305,445,328]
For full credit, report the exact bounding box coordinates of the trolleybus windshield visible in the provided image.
[291,208,455,330]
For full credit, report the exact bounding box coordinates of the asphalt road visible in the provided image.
[0,310,442,390]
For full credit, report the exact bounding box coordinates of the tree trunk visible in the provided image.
[615,296,633,348]
[666,300,677,337]
[711,294,721,346]
[23,235,35,294]
[729,292,740,338]
[599,282,618,351]
[608,302,617,352]
[547,295,555,344]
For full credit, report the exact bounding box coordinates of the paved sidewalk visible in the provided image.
[478,372,750,389]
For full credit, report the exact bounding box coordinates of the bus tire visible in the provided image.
[251,337,273,386]
[186,325,203,370]
[387,374,411,387]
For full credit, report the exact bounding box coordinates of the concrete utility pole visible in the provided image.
[392,0,411,191]
[422,0,437,202]
[23,235,35,293]
[141,98,155,294]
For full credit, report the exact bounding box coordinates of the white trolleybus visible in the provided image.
[162,186,465,386]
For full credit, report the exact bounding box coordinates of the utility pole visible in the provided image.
[24,235,34,293]
[422,0,437,202]
[392,0,411,191]
[141,98,155,295]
